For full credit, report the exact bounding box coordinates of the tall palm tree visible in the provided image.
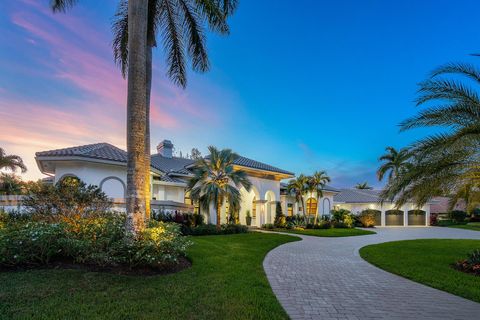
[377,147,411,182]
[308,171,331,224]
[111,0,237,221]
[287,174,309,218]
[380,62,480,207]
[51,1,237,233]
[187,146,251,229]
[0,147,27,173]
[355,182,372,190]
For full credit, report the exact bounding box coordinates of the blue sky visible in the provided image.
[1,0,480,187]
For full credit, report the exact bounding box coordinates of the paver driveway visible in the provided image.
[263,227,480,320]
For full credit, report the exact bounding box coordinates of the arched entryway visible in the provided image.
[322,198,331,216]
[99,176,126,199]
[239,185,260,226]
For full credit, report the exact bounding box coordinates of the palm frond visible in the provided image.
[50,0,77,12]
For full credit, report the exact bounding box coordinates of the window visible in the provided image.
[306,198,317,215]
[252,197,257,218]
[322,198,331,215]
[287,203,293,216]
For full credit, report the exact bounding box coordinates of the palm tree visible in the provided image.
[355,182,372,190]
[287,174,309,218]
[377,147,411,182]
[187,147,252,229]
[50,1,237,233]
[0,147,27,173]
[308,171,331,224]
[112,0,237,219]
[380,62,480,207]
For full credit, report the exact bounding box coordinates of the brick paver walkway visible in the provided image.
[263,227,480,320]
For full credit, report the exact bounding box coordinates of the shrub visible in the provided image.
[358,210,377,227]
[455,249,480,275]
[262,223,275,230]
[449,210,467,223]
[330,209,354,228]
[185,224,248,236]
[0,221,66,266]
[274,203,286,228]
[222,224,248,234]
[22,177,112,223]
[332,221,348,228]
[430,213,439,226]
[0,212,191,269]
[318,220,331,229]
[331,208,350,222]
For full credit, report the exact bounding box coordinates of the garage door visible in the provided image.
[408,210,426,226]
[385,210,404,226]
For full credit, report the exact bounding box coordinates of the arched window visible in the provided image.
[252,197,257,218]
[322,198,331,215]
[306,198,317,215]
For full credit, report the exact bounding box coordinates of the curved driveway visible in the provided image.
[263,227,480,320]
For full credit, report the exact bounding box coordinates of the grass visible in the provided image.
[0,233,299,320]
[448,222,480,232]
[268,227,376,237]
[360,239,480,303]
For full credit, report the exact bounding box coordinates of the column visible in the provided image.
[381,209,386,227]
[404,205,408,226]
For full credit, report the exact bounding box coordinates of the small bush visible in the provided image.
[449,210,467,223]
[274,203,286,227]
[455,249,480,275]
[358,210,377,227]
[318,220,331,229]
[262,223,275,230]
[186,224,248,236]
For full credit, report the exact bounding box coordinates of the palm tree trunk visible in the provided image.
[216,201,222,230]
[314,195,320,225]
[126,0,148,234]
[144,44,152,219]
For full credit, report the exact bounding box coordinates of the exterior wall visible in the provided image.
[279,191,336,217]
[42,160,285,226]
[54,161,127,199]
[334,202,431,226]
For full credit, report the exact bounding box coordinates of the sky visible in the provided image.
[1,0,480,188]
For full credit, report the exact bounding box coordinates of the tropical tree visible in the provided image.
[355,182,373,190]
[112,0,237,220]
[377,147,411,182]
[308,171,330,224]
[287,174,309,218]
[0,147,27,173]
[50,1,237,233]
[187,146,252,229]
[380,62,480,207]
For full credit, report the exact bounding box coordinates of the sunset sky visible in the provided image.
[1,0,480,187]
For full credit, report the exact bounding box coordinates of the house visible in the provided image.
[35,140,295,227]
[34,140,433,227]
[333,188,432,226]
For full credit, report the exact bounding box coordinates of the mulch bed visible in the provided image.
[0,256,191,276]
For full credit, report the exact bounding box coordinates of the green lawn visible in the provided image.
[448,222,480,232]
[360,239,480,303]
[0,233,299,320]
[269,228,376,237]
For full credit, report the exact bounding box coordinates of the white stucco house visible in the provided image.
[32,139,433,227]
[35,140,297,227]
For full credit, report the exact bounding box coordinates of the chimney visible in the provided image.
[157,139,173,158]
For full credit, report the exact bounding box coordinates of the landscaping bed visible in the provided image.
[0,233,299,320]
[360,239,480,303]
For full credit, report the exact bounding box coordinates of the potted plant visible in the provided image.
[245,210,252,226]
